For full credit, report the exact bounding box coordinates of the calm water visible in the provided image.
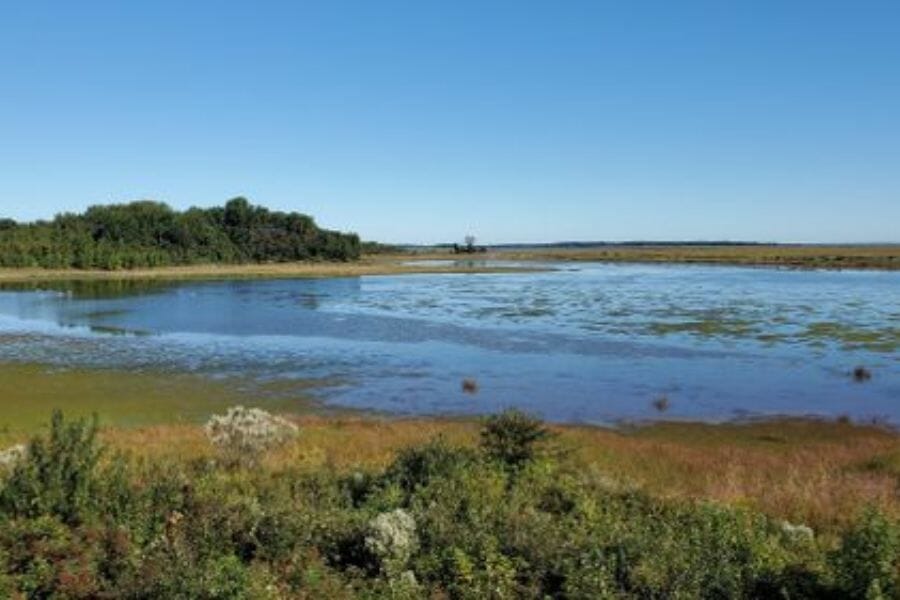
[0,263,897,424]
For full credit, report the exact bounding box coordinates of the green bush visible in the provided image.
[480,408,552,471]
[831,508,900,599]
[0,411,102,525]
[384,437,479,496]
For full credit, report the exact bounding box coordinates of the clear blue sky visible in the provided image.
[1,1,898,244]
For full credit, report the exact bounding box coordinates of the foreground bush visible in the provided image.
[0,411,898,598]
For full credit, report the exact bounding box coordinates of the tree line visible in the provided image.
[0,198,361,269]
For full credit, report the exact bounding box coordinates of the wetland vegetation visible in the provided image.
[488,244,900,271]
[0,410,898,598]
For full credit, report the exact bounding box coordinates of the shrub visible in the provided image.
[204,406,298,467]
[831,508,900,599]
[0,411,102,525]
[384,438,478,496]
[480,409,552,470]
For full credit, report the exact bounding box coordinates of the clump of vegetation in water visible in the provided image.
[853,366,873,382]
[652,395,671,412]
[802,322,899,353]
[647,318,758,338]
[0,410,898,597]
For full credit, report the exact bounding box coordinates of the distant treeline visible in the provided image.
[0,198,361,269]
[494,240,767,248]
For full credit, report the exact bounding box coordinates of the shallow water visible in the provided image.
[0,263,897,424]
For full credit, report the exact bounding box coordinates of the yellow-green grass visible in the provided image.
[0,363,322,441]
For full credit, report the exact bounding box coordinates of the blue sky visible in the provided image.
[1,1,898,244]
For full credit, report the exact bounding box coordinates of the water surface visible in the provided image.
[0,263,897,424]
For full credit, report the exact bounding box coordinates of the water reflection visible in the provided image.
[0,279,176,299]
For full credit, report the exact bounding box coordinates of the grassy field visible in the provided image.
[1,365,897,533]
[0,255,537,283]
[0,364,330,436]
[489,244,900,270]
[100,415,900,533]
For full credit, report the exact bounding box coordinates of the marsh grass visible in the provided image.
[0,364,328,445]
[91,415,900,534]
[1,365,897,533]
[0,254,537,284]
[493,244,900,270]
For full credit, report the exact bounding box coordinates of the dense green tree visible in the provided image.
[0,198,360,269]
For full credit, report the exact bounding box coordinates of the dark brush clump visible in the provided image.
[853,366,873,382]
[461,378,479,394]
[652,395,671,412]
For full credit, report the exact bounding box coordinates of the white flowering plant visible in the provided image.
[204,406,298,467]
[365,508,419,576]
[0,444,26,471]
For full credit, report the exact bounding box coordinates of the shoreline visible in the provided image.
[0,363,896,530]
[0,254,541,283]
[0,362,895,437]
[0,244,896,282]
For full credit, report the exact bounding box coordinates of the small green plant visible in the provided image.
[480,409,552,470]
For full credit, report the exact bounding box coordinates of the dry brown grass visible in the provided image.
[562,419,900,530]
[94,415,900,532]
[100,415,479,470]
[0,254,535,283]
[491,244,900,270]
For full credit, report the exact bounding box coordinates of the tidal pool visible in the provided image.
[0,263,897,424]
